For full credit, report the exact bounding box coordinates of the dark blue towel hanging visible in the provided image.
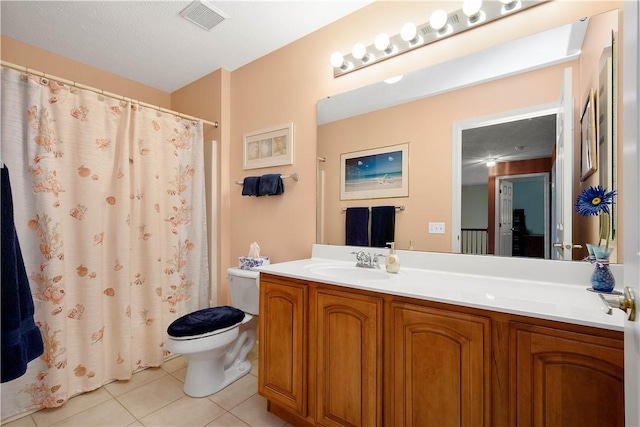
[242,176,261,196]
[371,206,396,248]
[258,174,284,196]
[345,207,369,246]
[1,165,44,383]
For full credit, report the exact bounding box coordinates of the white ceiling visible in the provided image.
[0,1,372,93]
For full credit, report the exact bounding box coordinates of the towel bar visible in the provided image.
[235,172,299,185]
[342,206,405,212]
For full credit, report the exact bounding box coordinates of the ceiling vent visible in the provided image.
[179,1,228,31]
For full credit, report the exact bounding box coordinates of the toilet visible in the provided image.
[165,267,259,397]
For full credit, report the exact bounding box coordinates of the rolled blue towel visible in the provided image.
[242,176,260,196]
[258,174,284,196]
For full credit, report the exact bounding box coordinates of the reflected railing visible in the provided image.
[461,228,488,255]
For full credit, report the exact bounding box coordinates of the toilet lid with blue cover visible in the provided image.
[167,306,245,338]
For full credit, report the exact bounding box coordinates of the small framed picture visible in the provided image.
[580,89,597,181]
[340,142,409,200]
[243,123,293,170]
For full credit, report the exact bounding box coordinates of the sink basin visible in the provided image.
[305,264,390,281]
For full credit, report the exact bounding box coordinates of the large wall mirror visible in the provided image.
[317,8,621,263]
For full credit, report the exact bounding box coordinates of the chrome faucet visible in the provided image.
[351,251,385,269]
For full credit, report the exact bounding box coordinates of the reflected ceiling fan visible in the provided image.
[462,150,522,168]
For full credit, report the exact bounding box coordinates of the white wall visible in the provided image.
[461,185,488,229]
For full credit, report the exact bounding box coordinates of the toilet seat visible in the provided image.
[168,322,240,341]
[167,306,245,338]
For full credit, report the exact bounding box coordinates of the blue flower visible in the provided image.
[575,185,616,216]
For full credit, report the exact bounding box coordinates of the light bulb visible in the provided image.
[375,33,396,55]
[429,9,448,31]
[351,42,367,60]
[486,158,497,167]
[352,42,374,63]
[463,0,483,18]
[400,22,417,42]
[330,51,345,68]
[374,33,390,51]
[400,22,422,46]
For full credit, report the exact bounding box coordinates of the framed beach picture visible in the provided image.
[340,142,409,200]
[243,123,294,170]
[580,89,597,181]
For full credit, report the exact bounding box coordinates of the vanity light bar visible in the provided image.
[331,0,545,78]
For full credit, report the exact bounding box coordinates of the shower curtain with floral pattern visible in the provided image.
[0,67,208,420]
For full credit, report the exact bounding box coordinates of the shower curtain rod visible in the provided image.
[1,60,219,129]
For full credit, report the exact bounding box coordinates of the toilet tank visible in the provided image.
[226,267,260,315]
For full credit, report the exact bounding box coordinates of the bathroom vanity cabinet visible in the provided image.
[258,273,624,427]
[258,275,308,416]
[388,301,490,426]
[258,273,383,427]
[511,322,624,426]
[314,287,382,427]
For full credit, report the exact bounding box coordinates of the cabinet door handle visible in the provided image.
[598,287,636,321]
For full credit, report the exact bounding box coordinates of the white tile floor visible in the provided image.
[3,350,292,427]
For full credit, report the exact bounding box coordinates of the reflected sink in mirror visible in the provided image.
[305,264,390,281]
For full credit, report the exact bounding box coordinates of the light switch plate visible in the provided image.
[428,222,445,234]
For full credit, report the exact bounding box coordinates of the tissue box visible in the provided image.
[238,256,270,270]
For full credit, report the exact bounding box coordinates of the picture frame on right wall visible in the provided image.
[580,88,597,181]
[598,31,617,241]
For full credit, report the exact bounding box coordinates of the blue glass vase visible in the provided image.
[590,246,615,293]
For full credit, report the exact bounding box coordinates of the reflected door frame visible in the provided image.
[452,102,558,254]
[494,173,550,258]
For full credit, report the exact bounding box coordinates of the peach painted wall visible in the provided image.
[318,61,577,252]
[1,36,170,107]
[227,1,622,272]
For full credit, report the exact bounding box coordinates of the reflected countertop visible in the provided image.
[255,244,625,332]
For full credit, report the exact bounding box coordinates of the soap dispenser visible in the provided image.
[385,242,400,274]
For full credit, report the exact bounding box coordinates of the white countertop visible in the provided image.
[256,244,625,331]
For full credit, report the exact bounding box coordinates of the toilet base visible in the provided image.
[180,326,257,397]
[183,358,252,397]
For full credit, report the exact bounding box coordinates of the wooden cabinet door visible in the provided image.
[390,302,491,427]
[314,288,382,427]
[258,276,308,416]
[512,323,624,427]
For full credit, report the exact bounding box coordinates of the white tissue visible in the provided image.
[248,242,260,258]
[239,242,268,270]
